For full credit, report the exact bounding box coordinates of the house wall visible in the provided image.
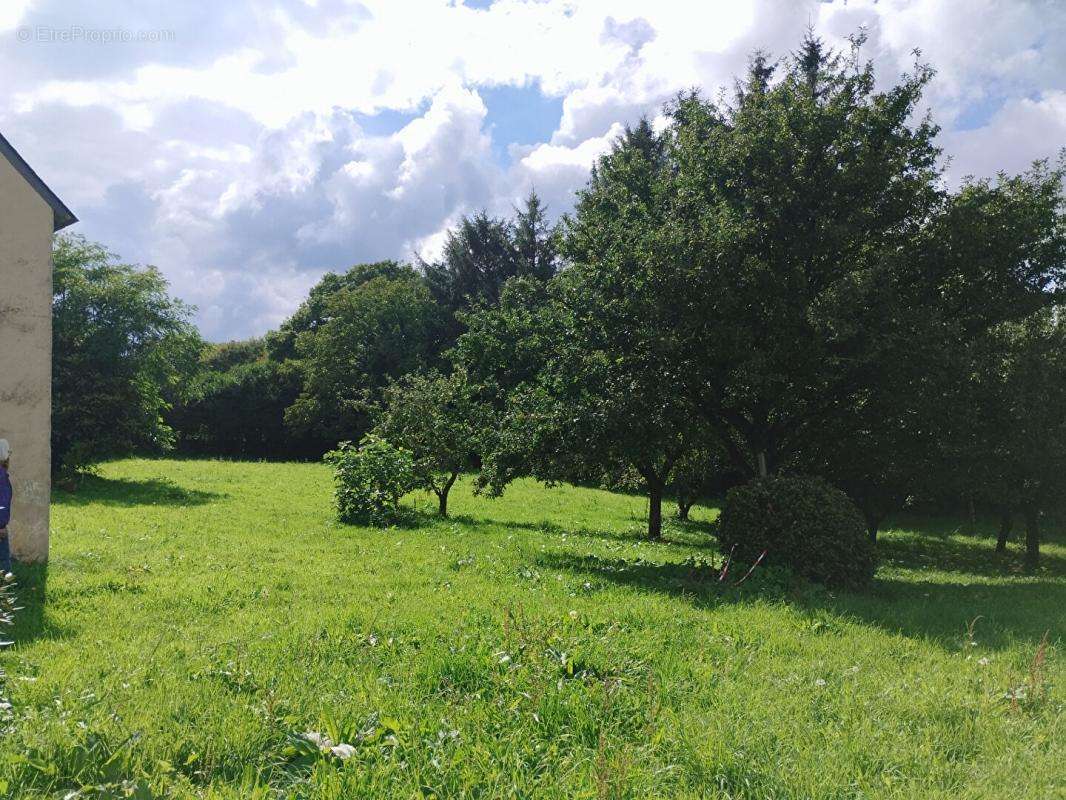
[0,154,53,562]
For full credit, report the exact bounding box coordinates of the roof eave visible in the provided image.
[0,132,78,232]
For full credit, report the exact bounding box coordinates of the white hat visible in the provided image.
[0,440,9,462]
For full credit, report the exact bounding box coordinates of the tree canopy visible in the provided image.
[284,268,444,447]
[458,124,706,539]
[52,234,201,478]
[375,369,486,517]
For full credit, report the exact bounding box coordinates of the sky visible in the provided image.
[2,0,1065,341]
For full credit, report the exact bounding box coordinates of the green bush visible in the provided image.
[716,475,876,590]
[324,435,417,526]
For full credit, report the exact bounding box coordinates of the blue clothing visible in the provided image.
[0,466,10,572]
[0,467,10,529]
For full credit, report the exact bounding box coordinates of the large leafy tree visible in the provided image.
[166,261,414,459]
[658,37,944,477]
[285,269,443,448]
[459,125,706,539]
[51,234,201,478]
[803,159,1066,540]
[795,372,939,543]
[659,35,1064,483]
[266,261,410,362]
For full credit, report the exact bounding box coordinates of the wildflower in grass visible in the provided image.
[303,731,333,751]
[331,743,356,759]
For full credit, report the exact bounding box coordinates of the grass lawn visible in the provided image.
[1,458,1063,798]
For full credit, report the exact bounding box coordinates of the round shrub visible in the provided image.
[715,475,876,590]
[324,435,417,526]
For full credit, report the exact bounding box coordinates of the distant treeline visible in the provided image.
[165,190,558,460]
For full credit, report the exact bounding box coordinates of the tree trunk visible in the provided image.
[1024,508,1040,569]
[861,506,883,545]
[995,510,1013,553]
[648,482,664,540]
[965,493,977,534]
[435,472,459,518]
[676,499,692,522]
[757,451,768,478]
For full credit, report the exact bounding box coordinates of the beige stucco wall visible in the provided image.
[0,155,53,562]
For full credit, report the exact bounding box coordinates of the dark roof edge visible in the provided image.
[0,131,77,231]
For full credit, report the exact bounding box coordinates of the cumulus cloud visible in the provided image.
[1,0,1063,339]
[145,86,502,337]
[943,92,1066,181]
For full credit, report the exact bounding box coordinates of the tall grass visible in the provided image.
[0,459,1060,798]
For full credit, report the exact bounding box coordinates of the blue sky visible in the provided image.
[482,83,564,164]
[2,0,1065,341]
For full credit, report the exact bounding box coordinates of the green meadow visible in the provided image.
[1,458,1062,798]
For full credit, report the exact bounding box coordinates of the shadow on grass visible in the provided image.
[830,575,1066,650]
[10,562,70,644]
[877,530,1066,577]
[447,513,718,548]
[336,514,423,531]
[53,475,224,508]
[535,550,777,609]
[666,516,719,545]
[536,545,1065,651]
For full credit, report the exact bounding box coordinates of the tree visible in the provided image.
[375,370,485,517]
[423,193,560,345]
[790,156,1066,541]
[793,324,948,543]
[655,35,1064,491]
[658,36,944,477]
[458,124,705,539]
[423,212,521,327]
[266,261,410,362]
[669,444,736,521]
[167,339,305,459]
[285,269,443,448]
[512,189,559,282]
[948,308,1066,568]
[51,234,201,479]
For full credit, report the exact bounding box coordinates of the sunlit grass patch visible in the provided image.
[0,459,1060,798]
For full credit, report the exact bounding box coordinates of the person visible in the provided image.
[0,439,12,576]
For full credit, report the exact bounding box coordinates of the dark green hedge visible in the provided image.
[716,475,876,590]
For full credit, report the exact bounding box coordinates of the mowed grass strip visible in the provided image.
[0,459,1062,798]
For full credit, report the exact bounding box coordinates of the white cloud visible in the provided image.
[0,0,35,31]
[133,85,503,338]
[520,125,622,172]
[944,92,1066,181]
[1,0,1062,339]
